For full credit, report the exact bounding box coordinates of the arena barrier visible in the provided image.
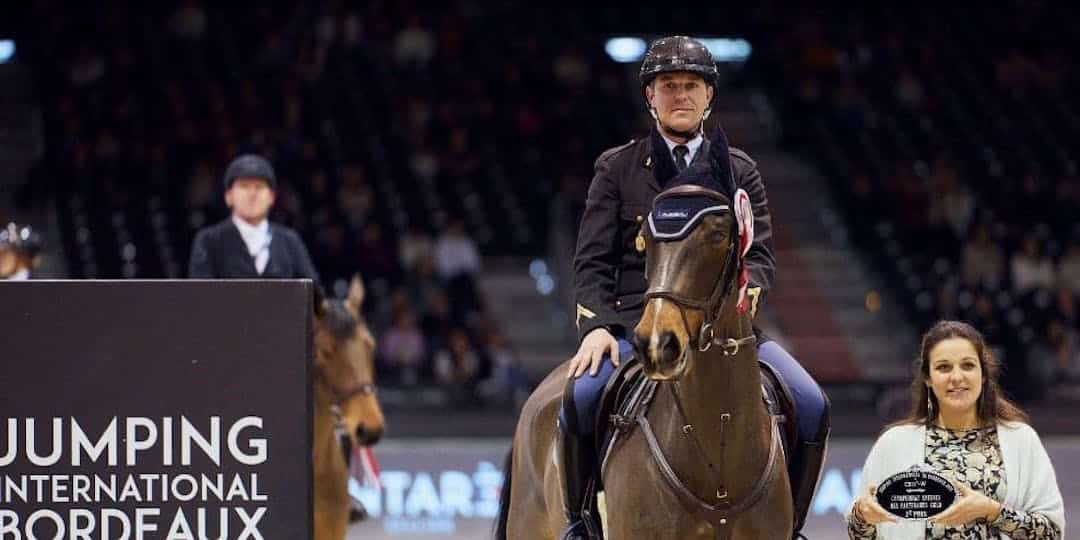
[0,280,313,540]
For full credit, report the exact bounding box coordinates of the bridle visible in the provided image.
[633,186,780,539]
[641,186,756,357]
[314,303,378,406]
[317,368,377,404]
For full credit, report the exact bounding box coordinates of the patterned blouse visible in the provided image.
[849,424,1061,539]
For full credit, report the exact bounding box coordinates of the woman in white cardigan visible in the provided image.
[847,320,1065,539]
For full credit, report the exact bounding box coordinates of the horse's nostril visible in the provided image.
[659,331,680,362]
[357,425,382,446]
[631,334,648,360]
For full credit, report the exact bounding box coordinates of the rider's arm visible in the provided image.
[572,153,621,342]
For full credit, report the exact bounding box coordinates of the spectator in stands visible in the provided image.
[1056,238,1080,296]
[927,156,974,241]
[848,321,1065,539]
[434,218,482,315]
[407,254,441,314]
[1011,234,1055,294]
[476,325,530,406]
[381,309,426,386]
[168,0,207,42]
[356,222,397,282]
[188,154,324,298]
[894,67,927,110]
[337,163,374,232]
[421,289,454,349]
[399,224,435,273]
[0,223,44,280]
[1031,319,1080,391]
[962,224,1005,290]
[434,218,481,279]
[433,328,484,402]
[393,15,435,69]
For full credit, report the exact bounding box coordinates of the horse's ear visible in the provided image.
[707,126,737,196]
[345,274,365,315]
[651,128,679,186]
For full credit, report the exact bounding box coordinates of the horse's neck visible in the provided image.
[312,379,339,468]
[659,309,771,497]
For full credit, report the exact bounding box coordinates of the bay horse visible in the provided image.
[313,276,384,540]
[499,143,791,539]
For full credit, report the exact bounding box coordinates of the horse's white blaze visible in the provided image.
[648,298,665,360]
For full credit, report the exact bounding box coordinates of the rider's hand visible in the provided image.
[852,484,897,526]
[568,327,620,379]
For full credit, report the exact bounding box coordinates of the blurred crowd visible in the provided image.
[10,1,1079,403]
[16,1,615,406]
[751,3,1080,399]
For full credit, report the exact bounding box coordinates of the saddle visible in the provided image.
[593,359,799,483]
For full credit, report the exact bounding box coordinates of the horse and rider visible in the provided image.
[499,36,831,540]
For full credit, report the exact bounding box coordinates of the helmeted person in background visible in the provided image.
[188,153,324,297]
[558,36,830,539]
[0,222,44,280]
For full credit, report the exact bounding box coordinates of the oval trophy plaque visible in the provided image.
[875,467,957,520]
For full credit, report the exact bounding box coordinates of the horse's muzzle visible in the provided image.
[357,424,383,446]
[633,330,687,380]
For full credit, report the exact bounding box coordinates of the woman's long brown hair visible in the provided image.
[891,320,1028,428]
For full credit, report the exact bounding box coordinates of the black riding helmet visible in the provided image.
[639,36,718,87]
[0,223,44,258]
[640,36,719,134]
[222,154,277,192]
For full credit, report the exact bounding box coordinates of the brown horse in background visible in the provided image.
[499,185,791,539]
[313,276,384,540]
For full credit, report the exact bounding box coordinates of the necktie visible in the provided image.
[673,145,689,172]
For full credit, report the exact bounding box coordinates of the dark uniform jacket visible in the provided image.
[573,127,775,341]
[188,218,324,297]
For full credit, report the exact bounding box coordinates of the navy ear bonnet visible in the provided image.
[648,189,731,240]
[647,124,739,241]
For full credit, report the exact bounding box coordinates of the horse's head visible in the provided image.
[315,276,384,447]
[631,129,755,381]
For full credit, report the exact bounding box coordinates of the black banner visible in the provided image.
[0,280,312,540]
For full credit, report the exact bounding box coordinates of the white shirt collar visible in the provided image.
[231,215,271,255]
[659,130,704,166]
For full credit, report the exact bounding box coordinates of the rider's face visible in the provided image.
[646,73,713,136]
[225,177,276,224]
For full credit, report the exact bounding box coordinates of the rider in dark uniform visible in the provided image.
[559,36,830,540]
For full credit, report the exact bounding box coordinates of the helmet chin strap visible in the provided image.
[650,105,711,141]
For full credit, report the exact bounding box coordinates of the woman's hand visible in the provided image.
[852,484,898,525]
[930,482,1002,527]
